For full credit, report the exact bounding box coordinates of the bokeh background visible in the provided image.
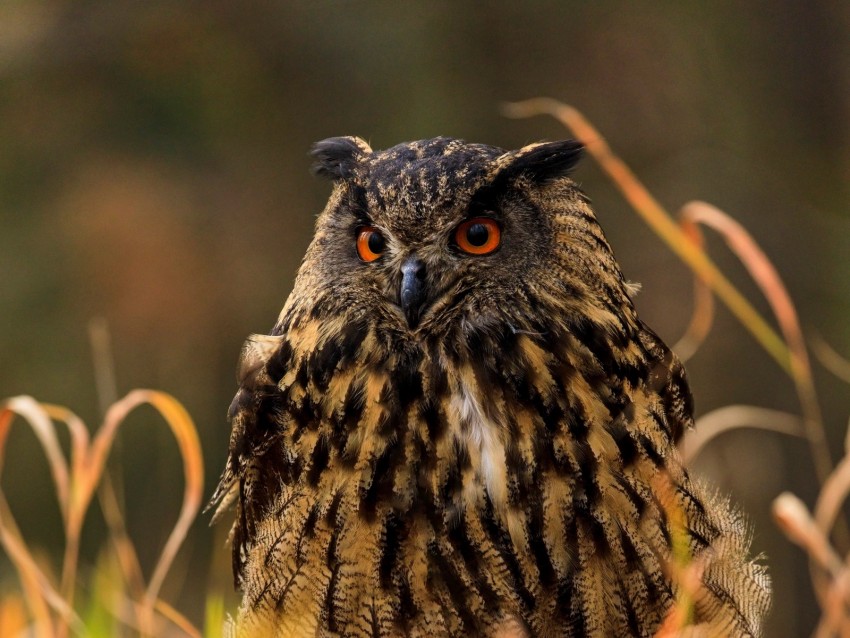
[1,1,849,635]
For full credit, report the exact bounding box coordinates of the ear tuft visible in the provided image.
[310,136,372,180]
[501,139,584,184]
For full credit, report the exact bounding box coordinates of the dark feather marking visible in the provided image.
[618,361,646,388]
[647,408,672,439]
[427,541,482,634]
[340,377,365,431]
[504,441,529,507]
[263,521,290,568]
[558,572,585,635]
[379,512,405,588]
[360,440,406,522]
[274,562,306,611]
[233,497,247,587]
[704,577,752,634]
[307,435,330,486]
[688,526,713,552]
[345,185,370,219]
[662,365,693,442]
[655,502,672,548]
[394,571,419,632]
[375,407,396,439]
[464,326,488,360]
[619,527,641,568]
[296,506,318,562]
[323,492,343,633]
[565,403,589,437]
[614,474,647,519]
[554,509,578,621]
[508,361,536,409]
[265,340,293,384]
[675,483,720,548]
[311,318,367,395]
[271,487,303,519]
[250,447,301,524]
[570,319,612,361]
[446,512,501,612]
[576,226,614,256]
[441,438,469,504]
[527,495,555,587]
[620,574,643,635]
[332,379,365,466]
[395,361,423,408]
[586,512,611,558]
[254,390,285,435]
[494,322,519,356]
[420,399,445,442]
[295,359,309,388]
[645,565,667,607]
[571,319,641,390]
[639,433,665,467]
[482,495,535,610]
[531,420,556,475]
[325,490,342,525]
[254,575,277,608]
[604,413,639,467]
[571,438,600,506]
[412,432,434,488]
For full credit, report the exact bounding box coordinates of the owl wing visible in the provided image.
[626,324,770,635]
[636,322,694,444]
[207,333,289,585]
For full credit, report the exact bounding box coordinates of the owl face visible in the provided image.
[289,136,623,346]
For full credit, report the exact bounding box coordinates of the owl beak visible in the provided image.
[400,257,427,328]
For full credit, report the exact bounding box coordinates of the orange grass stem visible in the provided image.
[677,201,832,498]
[504,99,791,372]
[503,98,834,487]
[0,392,203,637]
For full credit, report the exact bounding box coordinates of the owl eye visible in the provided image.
[454,217,501,255]
[356,226,386,262]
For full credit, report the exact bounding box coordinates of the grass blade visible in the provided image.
[502,99,793,375]
[680,405,803,464]
[95,390,204,632]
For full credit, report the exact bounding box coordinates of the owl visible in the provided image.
[210,136,770,637]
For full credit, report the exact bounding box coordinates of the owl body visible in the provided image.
[212,137,770,637]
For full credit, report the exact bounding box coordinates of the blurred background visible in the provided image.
[1,1,848,635]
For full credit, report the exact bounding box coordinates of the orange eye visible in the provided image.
[356,226,385,262]
[454,218,501,255]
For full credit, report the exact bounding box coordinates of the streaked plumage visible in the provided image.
[211,136,770,637]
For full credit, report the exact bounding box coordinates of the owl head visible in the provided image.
[277,136,636,349]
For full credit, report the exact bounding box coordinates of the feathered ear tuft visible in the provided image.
[499,139,584,184]
[310,136,372,180]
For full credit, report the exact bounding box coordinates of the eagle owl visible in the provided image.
[211,136,770,637]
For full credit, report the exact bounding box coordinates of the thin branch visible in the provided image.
[678,201,831,492]
[811,333,850,387]
[502,98,794,376]
[680,405,803,464]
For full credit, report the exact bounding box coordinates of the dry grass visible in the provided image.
[506,98,850,637]
[0,391,204,637]
[2,101,848,636]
